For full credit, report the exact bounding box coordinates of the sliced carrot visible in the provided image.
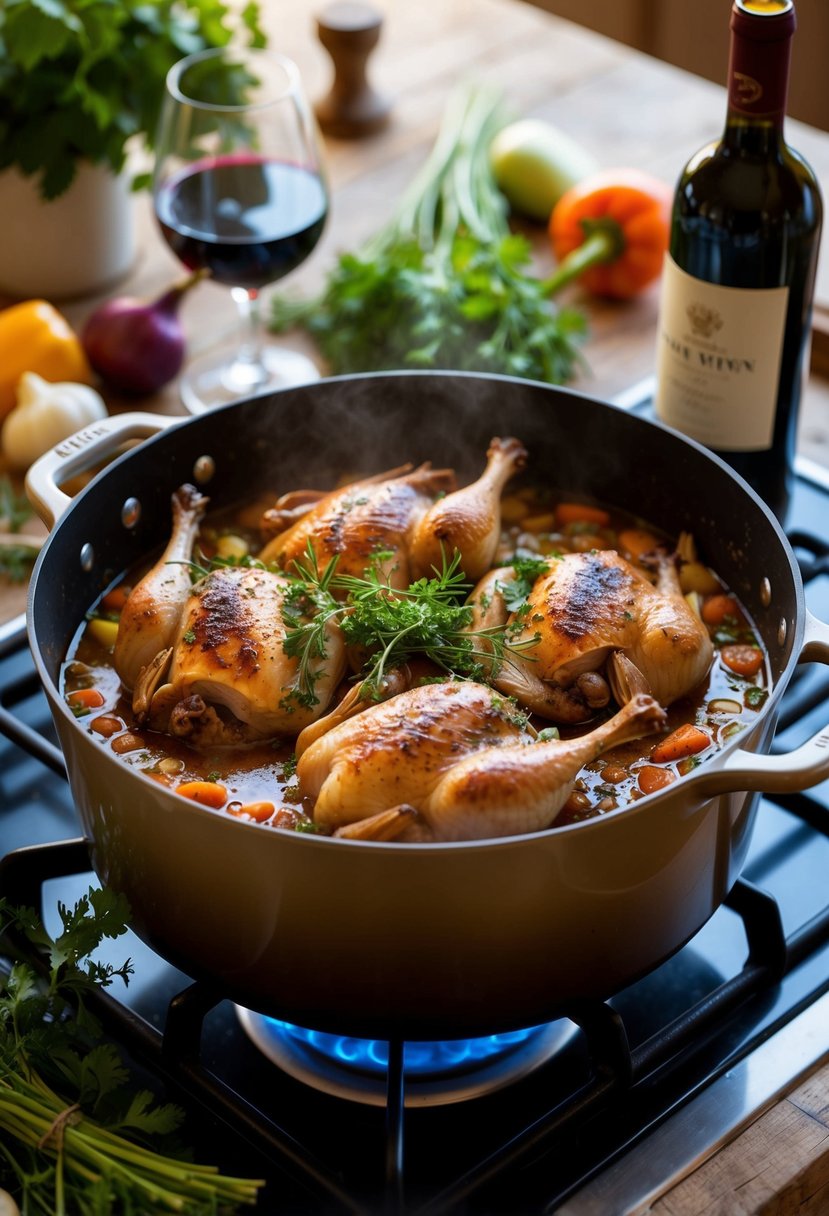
[720,644,764,678]
[650,723,711,764]
[701,594,740,626]
[618,528,659,560]
[147,772,175,787]
[555,502,611,528]
[67,688,106,710]
[176,780,228,809]
[637,765,677,795]
[100,585,131,613]
[111,732,143,754]
[228,800,275,822]
[90,714,124,738]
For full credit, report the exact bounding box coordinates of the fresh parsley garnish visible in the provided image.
[279,542,540,708]
[0,888,264,1212]
[499,555,550,613]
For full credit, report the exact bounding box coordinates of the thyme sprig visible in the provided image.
[280,546,342,709]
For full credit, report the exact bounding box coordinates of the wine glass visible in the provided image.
[152,45,329,412]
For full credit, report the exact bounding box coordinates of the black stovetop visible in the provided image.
[3,468,829,1216]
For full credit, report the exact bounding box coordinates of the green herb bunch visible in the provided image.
[0,0,266,200]
[275,542,541,709]
[0,475,40,583]
[0,888,263,1213]
[271,82,587,384]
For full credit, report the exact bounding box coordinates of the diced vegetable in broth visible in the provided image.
[63,473,769,838]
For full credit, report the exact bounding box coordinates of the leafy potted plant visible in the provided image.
[0,0,266,299]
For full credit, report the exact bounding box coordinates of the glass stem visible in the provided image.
[229,287,268,389]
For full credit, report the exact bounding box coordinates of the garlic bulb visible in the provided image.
[1,372,107,470]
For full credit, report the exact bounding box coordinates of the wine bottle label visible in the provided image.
[654,255,788,451]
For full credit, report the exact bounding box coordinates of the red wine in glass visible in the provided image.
[156,154,328,290]
[152,45,329,412]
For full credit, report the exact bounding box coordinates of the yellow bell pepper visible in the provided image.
[0,300,93,420]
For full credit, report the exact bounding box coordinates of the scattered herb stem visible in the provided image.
[0,890,265,1214]
[271,81,587,383]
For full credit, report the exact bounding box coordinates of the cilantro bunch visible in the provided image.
[0,0,265,200]
[271,82,587,384]
[0,888,263,1213]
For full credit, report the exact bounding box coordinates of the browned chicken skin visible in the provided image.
[114,489,347,747]
[258,437,527,586]
[297,680,666,841]
[131,565,347,745]
[469,548,714,721]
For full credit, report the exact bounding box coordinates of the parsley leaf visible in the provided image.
[0,0,267,200]
[499,555,550,613]
[279,543,540,707]
[0,888,264,1211]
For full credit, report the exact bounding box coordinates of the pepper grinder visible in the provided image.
[314,1,391,138]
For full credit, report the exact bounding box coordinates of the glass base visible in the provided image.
[179,343,320,413]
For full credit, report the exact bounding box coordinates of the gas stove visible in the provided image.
[3,459,829,1216]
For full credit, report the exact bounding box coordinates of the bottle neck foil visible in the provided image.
[726,1,795,127]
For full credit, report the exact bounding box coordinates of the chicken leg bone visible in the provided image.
[114,484,208,692]
[424,693,667,841]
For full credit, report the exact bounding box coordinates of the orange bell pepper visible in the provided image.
[0,299,93,419]
[546,168,672,300]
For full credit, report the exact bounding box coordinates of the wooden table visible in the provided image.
[3,1,829,1208]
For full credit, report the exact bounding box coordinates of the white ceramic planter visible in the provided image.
[0,162,137,300]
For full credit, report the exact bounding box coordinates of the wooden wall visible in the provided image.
[526,0,828,133]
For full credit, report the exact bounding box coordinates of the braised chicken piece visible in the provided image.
[130,564,346,746]
[114,483,208,692]
[259,437,527,586]
[469,548,714,722]
[297,680,666,841]
[113,486,346,747]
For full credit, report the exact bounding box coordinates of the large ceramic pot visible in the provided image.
[22,372,829,1039]
[0,163,136,300]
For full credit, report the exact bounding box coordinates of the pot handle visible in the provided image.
[25,411,181,530]
[692,608,829,796]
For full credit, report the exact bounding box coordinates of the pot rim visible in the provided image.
[25,369,806,851]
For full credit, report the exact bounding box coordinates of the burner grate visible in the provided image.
[3,815,829,1215]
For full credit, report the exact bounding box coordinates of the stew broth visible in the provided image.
[62,481,769,834]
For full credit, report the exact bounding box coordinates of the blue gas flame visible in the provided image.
[264,1018,547,1078]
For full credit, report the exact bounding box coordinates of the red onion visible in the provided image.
[81,271,205,395]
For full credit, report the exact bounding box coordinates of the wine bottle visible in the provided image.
[653,0,823,521]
